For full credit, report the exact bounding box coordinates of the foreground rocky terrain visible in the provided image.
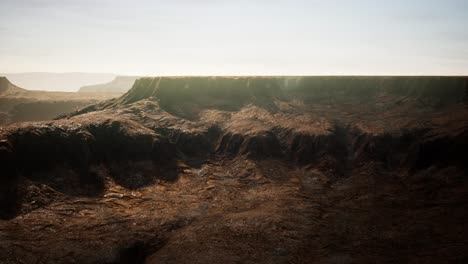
[0,76,467,263]
[0,77,119,125]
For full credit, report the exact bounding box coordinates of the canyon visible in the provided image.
[0,76,467,263]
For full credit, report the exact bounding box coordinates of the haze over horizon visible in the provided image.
[1,0,468,76]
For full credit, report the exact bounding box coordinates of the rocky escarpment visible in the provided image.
[68,76,468,120]
[112,76,468,167]
[1,76,468,263]
[122,76,468,109]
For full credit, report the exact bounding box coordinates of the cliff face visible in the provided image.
[124,76,468,106]
[1,76,468,263]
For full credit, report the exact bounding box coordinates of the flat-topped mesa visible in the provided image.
[120,76,468,107]
[117,76,284,108]
[292,76,468,105]
[66,76,468,118]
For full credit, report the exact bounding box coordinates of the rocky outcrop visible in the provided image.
[0,116,176,218]
[216,130,283,158]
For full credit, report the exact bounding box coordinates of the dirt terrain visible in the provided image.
[0,77,119,125]
[0,76,467,263]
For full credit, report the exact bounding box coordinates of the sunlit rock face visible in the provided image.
[1,76,467,263]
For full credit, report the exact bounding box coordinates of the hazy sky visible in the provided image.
[1,0,467,75]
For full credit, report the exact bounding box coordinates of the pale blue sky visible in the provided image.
[1,0,467,75]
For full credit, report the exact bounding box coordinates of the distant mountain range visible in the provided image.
[0,72,116,92]
[79,76,141,93]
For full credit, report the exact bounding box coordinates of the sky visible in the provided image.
[0,0,467,76]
